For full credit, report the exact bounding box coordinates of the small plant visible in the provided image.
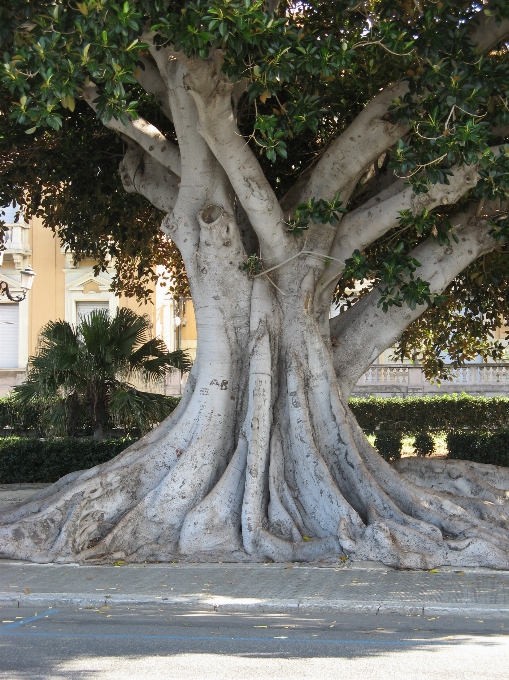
[13,309,190,442]
[414,432,434,457]
[374,431,402,462]
[287,194,348,235]
[242,254,263,276]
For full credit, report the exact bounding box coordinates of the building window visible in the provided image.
[0,303,19,368]
[75,300,110,323]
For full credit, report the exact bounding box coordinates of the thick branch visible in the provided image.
[184,58,293,263]
[119,141,179,213]
[156,59,238,271]
[281,81,410,213]
[135,56,173,122]
[330,163,479,267]
[330,209,498,398]
[83,84,181,177]
[284,4,509,214]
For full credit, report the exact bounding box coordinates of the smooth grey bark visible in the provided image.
[1,13,509,569]
[331,209,498,398]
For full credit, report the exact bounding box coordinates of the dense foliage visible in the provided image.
[447,430,509,466]
[0,437,132,483]
[13,308,189,440]
[0,1,508,377]
[350,393,509,435]
[0,89,189,300]
[0,392,180,437]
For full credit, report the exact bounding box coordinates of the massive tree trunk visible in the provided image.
[3,244,509,569]
[2,31,509,569]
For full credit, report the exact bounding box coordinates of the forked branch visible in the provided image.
[330,208,498,398]
[184,58,293,263]
[83,84,181,177]
[285,3,509,214]
[283,80,410,211]
[120,141,180,213]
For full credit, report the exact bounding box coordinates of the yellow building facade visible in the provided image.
[0,207,197,396]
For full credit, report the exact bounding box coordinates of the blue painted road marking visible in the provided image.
[0,608,59,632]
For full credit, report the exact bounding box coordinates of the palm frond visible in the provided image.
[109,387,174,434]
[108,308,151,357]
[12,379,44,404]
[17,307,188,435]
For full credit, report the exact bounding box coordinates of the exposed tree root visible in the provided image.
[394,457,509,500]
[2,289,509,569]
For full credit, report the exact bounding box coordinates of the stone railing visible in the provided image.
[353,363,509,397]
[2,220,31,270]
[128,370,189,397]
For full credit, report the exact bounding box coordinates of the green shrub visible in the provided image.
[414,432,434,457]
[0,395,47,436]
[446,431,509,467]
[0,395,180,437]
[0,437,133,484]
[374,432,402,462]
[349,394,509,436]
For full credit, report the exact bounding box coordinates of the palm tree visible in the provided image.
[14,308,191,441]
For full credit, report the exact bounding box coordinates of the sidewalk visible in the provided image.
[0,484,50,509]
[2,487,509,619]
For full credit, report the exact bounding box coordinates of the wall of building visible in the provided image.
[27,215,66,356]
[0,213,196,396]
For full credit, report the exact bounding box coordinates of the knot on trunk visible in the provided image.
[198,205,235,248]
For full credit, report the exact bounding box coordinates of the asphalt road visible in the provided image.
[1,604,508,679]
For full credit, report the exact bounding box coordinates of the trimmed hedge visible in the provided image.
[447,431,509,467]
[0,395,180,437]
[0,437,133,484]
[350,394,509,436]
[374,432,402,462]
[2,395,509,484]
[3,392,508,438]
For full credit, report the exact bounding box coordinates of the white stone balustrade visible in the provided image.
[2,214,31,269]
[354,364,509,397]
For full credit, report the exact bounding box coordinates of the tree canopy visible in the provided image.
[1,0,509,377]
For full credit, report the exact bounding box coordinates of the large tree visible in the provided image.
[1,0,509,568]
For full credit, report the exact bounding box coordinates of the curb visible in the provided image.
[2,592,509,618]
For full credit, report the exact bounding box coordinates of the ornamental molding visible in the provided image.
[66,271,112,293]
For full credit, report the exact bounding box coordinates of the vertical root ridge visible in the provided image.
[179,436,248,554]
